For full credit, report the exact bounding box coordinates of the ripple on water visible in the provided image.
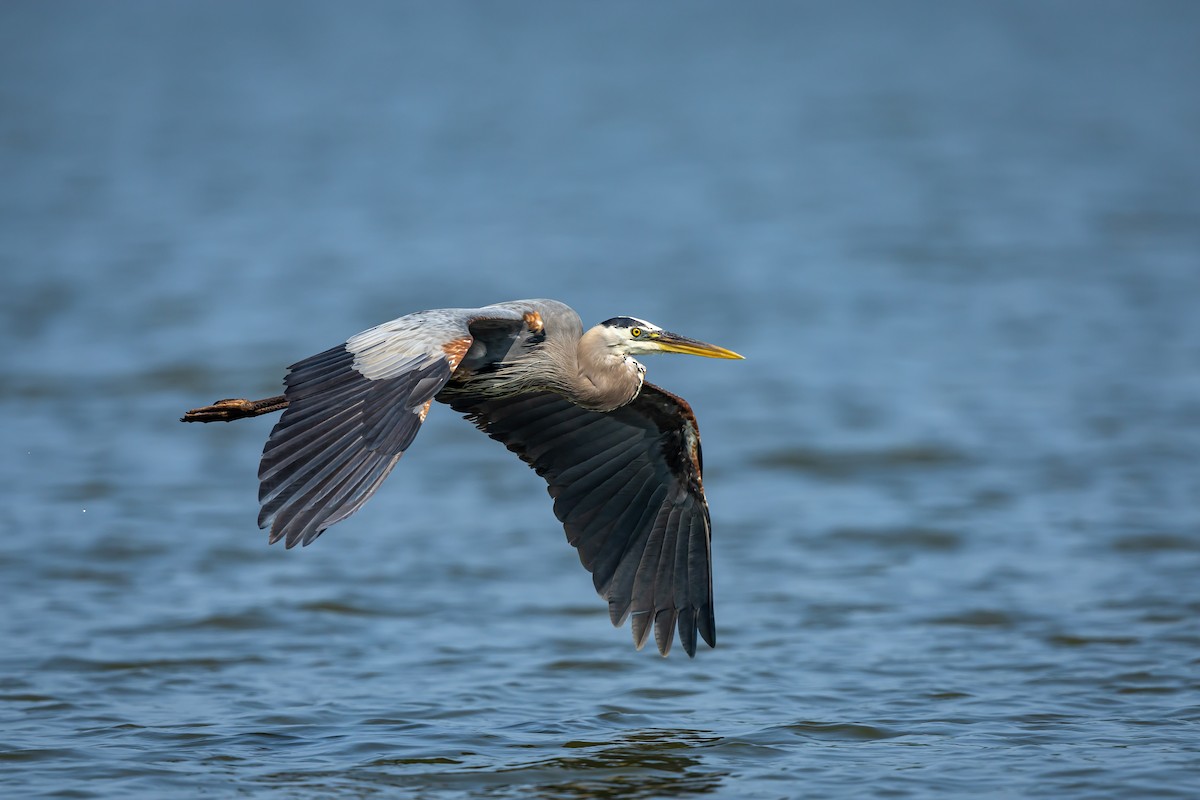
[1045,633,1141,648]
[4,4,1200,800]
[625,686,701,700]
[820,525,964,551]
[0,747,89,763]
[752,443,970,479]
[924,609,1025,628]
[1110,532,1200,553]
[737,720,907,747]
[297,599,400,617]
[542,658,637,674]
[111,609,281,633]
[780,721,904,741]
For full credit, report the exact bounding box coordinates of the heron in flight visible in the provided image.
[182,299,742,657]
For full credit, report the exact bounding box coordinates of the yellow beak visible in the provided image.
[652,331,744,360]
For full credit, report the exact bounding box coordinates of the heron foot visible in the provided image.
[181,395,288,423]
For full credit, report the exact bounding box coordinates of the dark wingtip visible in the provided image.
[608,596,631,628]
[653,608,677,657]
[631,611,653,650]
[698,604,716,649]
[677,607,698,657]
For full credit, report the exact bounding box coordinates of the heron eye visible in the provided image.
[630,327,642,338]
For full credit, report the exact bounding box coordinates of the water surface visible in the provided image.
[2,2,1199,797]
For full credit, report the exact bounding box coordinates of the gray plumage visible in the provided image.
[182,299,742,657]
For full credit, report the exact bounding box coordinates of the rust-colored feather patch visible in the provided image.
[441,336,473,369]
[523,311,544,333]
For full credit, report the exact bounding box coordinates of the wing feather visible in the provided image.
[257,306,529,547]
[260,423,363,518]
[552,430,643,487]
[630,504,670,642]
[605,490,664,628]
[556,442,644,513]
[445,383,715,657]
[581,476,659,596]
[258,403,361,486]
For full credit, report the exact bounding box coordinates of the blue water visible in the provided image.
[3,2,1199,797]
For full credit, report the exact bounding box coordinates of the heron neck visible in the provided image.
[568,327,645,412]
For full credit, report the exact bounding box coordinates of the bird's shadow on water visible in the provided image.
[255,728,726,799]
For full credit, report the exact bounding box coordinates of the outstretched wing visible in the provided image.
[258,305,529,548]
[443,383,716,657]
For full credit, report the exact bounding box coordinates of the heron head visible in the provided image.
[598,316,743,359]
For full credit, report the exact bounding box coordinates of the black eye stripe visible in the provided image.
[600,316,644,329]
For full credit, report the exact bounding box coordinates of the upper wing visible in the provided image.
[258,306,528,548]
[443,383,716,657]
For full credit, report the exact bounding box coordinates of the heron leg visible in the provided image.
[181,395,289,423]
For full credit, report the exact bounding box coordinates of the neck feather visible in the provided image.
[566,326,645,411]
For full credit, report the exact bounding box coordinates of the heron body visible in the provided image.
[183,299,742,657]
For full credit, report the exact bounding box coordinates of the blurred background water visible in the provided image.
[2,1,1199,797]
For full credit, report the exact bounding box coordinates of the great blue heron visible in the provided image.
[182,299,742,657]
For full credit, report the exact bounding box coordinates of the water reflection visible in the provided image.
[253,729,727,799]
[508,729,725,800]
